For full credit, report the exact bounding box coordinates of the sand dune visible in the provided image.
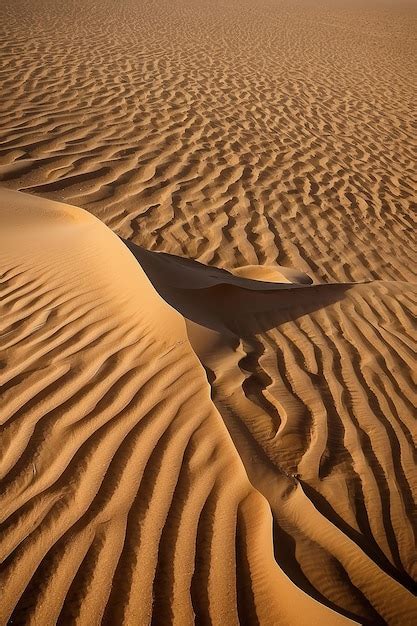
[1,189,416,625]
[1,0,416,623]
[125,239,417,623]
[1,189,359,626]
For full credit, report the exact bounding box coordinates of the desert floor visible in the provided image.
[0,0,416,624]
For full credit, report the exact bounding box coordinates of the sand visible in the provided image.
[0,0,416,624]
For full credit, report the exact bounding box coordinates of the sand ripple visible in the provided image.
[1,190,416,624]
[0,0,416,284]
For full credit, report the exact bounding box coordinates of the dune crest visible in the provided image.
[230,264,313,284]
[1,190,416,625]
[1,189,359,626]
[124,237,417,624]
[1,0,415,622]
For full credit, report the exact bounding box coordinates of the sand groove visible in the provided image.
[122,238,417,624]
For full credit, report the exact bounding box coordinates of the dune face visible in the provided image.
[124,239,417,623]
[1,0,416,624]
[1,190,416,625]
[1,189,359,626]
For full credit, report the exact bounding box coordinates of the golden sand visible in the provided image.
[0,0,416,624]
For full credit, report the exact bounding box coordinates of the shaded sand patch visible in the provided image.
[123,238,417,625]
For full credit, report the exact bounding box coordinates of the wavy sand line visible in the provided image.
[123,237,417,624]
[0,189,359,626]
[0,0,416,286]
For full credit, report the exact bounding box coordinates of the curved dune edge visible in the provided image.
[123,239,417,625]
[121,241,316,293]
[230,264,313,285]
[0,190,415,625]
[0,189,354,626]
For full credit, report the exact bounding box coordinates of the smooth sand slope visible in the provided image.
[1,189,416,625]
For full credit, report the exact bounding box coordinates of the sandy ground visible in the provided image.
[0,0,416,624]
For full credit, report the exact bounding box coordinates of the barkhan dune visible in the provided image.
[0,0,416,625]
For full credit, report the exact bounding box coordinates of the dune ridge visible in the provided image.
[124,238,417,623]
[1,189,416,625]
[1,0,416,623]
[1,189,361,626]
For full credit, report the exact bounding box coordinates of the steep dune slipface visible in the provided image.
[0,190,355,626]
[125,238,417,625]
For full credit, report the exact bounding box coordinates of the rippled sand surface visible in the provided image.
[0,1,416,624]
[1,0,416,283]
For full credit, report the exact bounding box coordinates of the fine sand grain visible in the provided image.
[1,0,416,624]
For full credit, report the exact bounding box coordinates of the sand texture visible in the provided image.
[0,0,416,284]
[1,190,416,624]
[1,0,416,624]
